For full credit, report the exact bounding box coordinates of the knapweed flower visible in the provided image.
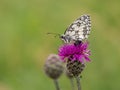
[58,42,91,63]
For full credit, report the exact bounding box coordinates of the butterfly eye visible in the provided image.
[61,36,64,38]
[60,35,64,39]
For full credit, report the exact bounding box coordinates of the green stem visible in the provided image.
[75,76,81,90]
[70,78,74,90]
[54,79,60,90]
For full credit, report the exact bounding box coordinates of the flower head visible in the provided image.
[58,42,91,63]
[44,54,64,79]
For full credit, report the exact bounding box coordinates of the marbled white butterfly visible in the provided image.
[60,14,91,45]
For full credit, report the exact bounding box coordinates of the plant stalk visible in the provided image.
[75,76,81,90]
[70,78,74,90]
[54,79,60,90]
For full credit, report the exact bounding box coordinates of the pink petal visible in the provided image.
[84,55,91,62]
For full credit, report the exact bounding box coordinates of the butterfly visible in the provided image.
[60,14,91,45]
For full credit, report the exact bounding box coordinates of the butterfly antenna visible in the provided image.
[47,33,61,38]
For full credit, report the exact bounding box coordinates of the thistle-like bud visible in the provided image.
[44,54,64,79]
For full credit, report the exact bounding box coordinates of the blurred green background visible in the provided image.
[0,0,120,90]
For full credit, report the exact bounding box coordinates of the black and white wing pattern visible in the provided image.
[63,15,91,43]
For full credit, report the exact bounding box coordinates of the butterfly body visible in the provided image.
[61,14,91,45]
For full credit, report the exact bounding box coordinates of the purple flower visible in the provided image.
[58,42,91,63]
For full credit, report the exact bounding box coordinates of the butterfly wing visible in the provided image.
[64,15,91,42]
